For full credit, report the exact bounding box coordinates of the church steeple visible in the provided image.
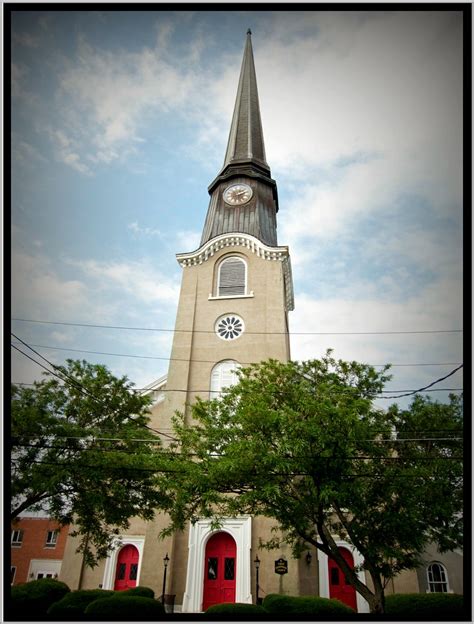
[202,30,279,247]
[221,28,269,175]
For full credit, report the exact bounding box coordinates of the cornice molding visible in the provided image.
[176,233,294,311]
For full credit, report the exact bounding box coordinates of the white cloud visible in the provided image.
[175,230,201,252]
[128,222,162,238]
[12,138,48,166]
[12,251,89,320]
[68,258,180,305]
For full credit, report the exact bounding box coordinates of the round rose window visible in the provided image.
[215,314,245,340]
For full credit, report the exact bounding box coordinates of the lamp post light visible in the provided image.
[305,551,312,566]
[162,553,170,606]
[254,555,261,605]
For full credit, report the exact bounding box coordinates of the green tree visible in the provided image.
[160,353,463,614]
[11,359,169,566]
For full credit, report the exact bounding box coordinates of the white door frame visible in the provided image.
[318,540,370,613]
[182,517,252,613]
[102,536,145,590]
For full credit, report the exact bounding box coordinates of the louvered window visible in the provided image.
[210,360,241,399]
[218,257,246,296]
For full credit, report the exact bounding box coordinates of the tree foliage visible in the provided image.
[160,352,463,613]
[11,359,168,566]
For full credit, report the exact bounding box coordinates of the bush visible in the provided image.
[206,602,267,615]
[9,578,70,620]
[122,585,155,598]
[384,593,465,618]
[262,593,355,616]
[84,595,165,620]
[47,589,114,620]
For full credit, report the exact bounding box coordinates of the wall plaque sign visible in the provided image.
[274,557,288,575]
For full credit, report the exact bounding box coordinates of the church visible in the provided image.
[57,30,463,612]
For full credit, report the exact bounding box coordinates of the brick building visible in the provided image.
[10,516,69,585]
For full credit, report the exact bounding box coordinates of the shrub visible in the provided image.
[47,589,114,620]
[206,602,267,615]
[122,585,155,598]
[384,593,465,619]
[84,595,165,620]
[9,578,70,620]
[262,593,355,616]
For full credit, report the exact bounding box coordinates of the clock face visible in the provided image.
[223,183,253,206]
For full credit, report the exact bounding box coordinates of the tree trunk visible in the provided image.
[367,573,386,614]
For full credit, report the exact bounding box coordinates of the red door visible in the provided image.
[328,547,357,610]
[114,544,139,591]
[202,532,236,611]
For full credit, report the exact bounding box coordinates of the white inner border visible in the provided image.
[102,536,145,590]
[215,313,245,341]
[182,518,252,613]
[318,540,370,613]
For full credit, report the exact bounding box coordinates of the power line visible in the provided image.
[20,458,463,480]
[11,317,463,336]
[11,337,177,442]
[12,381,463,394]
[12,442,463,460]
[378,364,464,399]
[9,341,463,369]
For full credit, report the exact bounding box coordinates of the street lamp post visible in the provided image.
[254,556,261,605]
[162,553,170,606]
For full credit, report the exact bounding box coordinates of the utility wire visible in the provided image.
[11,338,177,442]
[12,441,464,459]
[11,317,463,335]
[9,341,463,369]
[378,364,464,399]
[10,336,463,397]
[22,458,462,479]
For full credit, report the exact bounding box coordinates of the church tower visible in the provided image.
[151,30,296,612]
[160,29,294,436]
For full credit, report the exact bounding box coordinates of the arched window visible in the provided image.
[210,360,240,399]
[427,562,449,593]
[217,257,246,297]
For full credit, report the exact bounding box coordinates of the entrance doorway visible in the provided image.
[328,547,357,610]
[202,532,236,611]
[114,544,139,591]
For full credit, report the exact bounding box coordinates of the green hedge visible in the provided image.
[84,595,165,620]
[47,589,114,620]
[9,578,71,620]
[385,593,465,618]
[122,585,155,598]
[205,602,267,615]
[263,593,355,616]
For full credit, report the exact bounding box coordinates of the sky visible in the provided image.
[10,8,464,410]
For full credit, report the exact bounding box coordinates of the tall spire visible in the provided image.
[201,31,279,248]
[222,28,269,172]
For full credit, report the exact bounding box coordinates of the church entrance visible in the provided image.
[328,547,357,610]
[114,544,139,591]
[202,532,236,611]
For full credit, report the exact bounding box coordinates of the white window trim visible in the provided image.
[11,530,23,546]
[426,561,451,593]
[210,360,241,400]
[216,256,248,298]
[208,293,254,301]
[45,530,58,547]
[101,536,145,590]
[317,540,370,613]
[181,517,252,613]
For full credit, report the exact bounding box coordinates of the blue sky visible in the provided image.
[11,9,464,409]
